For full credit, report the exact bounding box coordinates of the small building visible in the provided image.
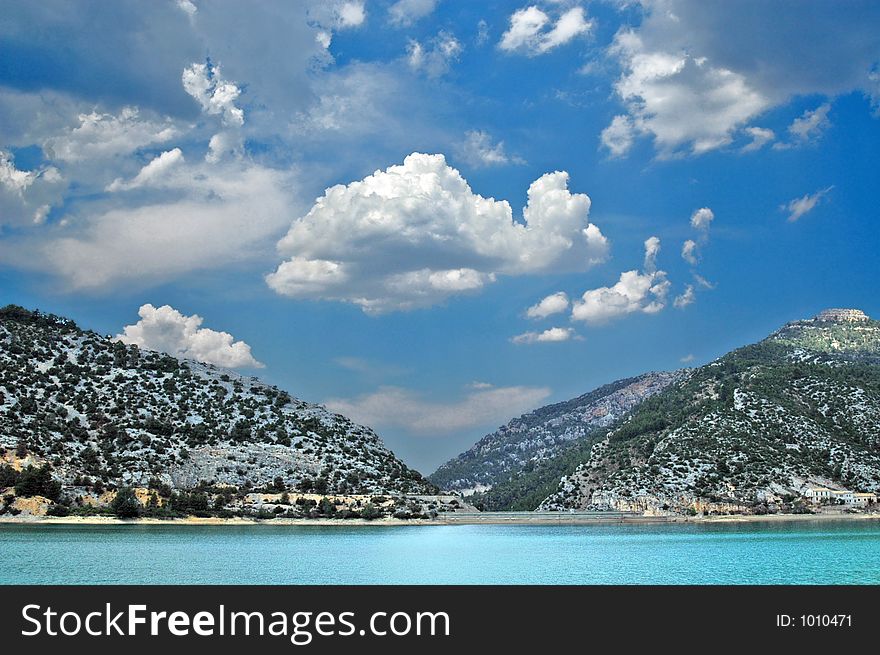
[852,493,877,506]
[805,487,834,502]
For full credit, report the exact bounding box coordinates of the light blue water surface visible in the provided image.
[2,521,878,584]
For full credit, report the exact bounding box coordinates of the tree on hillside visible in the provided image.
[110,487,141,518]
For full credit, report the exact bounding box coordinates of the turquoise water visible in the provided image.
[2,521,879,584]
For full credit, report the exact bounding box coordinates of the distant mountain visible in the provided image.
[540,309,880,514]
[0,305,434,497]
[429,371,687,508]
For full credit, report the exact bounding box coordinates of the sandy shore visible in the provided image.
[1,511,878,527]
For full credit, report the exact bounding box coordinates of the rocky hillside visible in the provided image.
[429,371,687,507]
[0,305,434,497]
[540,309,880,514]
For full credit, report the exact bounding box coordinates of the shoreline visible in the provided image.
[1,511,878,527]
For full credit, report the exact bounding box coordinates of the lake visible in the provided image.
[2,520,879,584]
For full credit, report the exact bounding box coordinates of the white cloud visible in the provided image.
[608,30,769,158]
[0,150,58,194]
[690,207,714,231]
[741,126,775,152]
[325,384,552,434]
[681,239,698,265]
[32,204,51,225]
[499,5,593,56]
[12,160,296,290]
[205,130,243,163]
[673,284,695,309]
[643,235,660,272]
[457,130,524,168]
[526,291,570,319]
[571,237,669,324]
[336,1,366,28]
[693,273,715,290]
[43,107,179,162]
[182,60,244,127]
[388,0,438,27]
[0,150,64,227]
[106,148,184,192]
[267,152,609,313]
[602,1,880,158]
[783,186,833,222]
[600,115,636,157]
[309,1,368,52]
[117,303,263,369]
[175,0,197,17]
[680,353,695,363]
[511,326,576,344]
[407,31,463,78]
[788,103,831,142]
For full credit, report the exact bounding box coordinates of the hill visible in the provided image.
[0,305,434,508]
[540,309,880,514]
[429,371,687,508]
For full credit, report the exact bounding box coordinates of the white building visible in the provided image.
[805,487,876,506]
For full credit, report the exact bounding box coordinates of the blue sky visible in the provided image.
[1,1,879,472]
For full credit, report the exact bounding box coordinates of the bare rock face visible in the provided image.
[814,308,869,322]
[0,305,434,496]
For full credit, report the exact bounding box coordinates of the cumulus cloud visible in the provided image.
[267,152,609,313]
[117,303,263,368]
[571,237,669,324]
[673,284,695,309]
[526,291,569,319]
[457,130,524,168]
[182,60,245,127]
[325,383,551,434]
[106,148,184,192]
[511,326,576,344]
[783,186,833,222]
[388,0,438,27]
[499,5,593,56]
[690,207,714,231]
[43,107,179,162]
[407,31,463,77]
[607,30,768,158]
[741,126,775,152]
[601,1,880,158]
